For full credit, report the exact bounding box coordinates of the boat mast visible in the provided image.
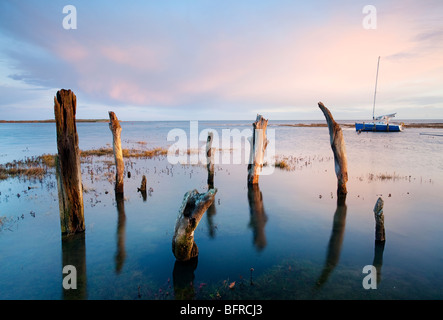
[372,56,380,121]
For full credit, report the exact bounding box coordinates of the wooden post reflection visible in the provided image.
[115,192,127,274]
[316,194,347,288]
[247,184,268,251]
[61,233,87,300]
[373,240,385,286]
[172,257,198,300]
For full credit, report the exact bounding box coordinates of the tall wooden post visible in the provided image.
[54,89,85,236]
[318,102,348,195]
[172,189,217,261]
[248,114,269,185]
[374,197,385,242]
[108,111,124,194]
[206,132,215,189]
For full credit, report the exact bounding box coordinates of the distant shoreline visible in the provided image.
[1,119,443,128]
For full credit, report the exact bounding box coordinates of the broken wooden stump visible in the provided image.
[318,102,348,195]
[138,175,147,192]
[247,114,269,185]
[137,175,147,201]
[108,111,124,194]
[206,132,215,189]
[54,89,85,236]
[172,188,217,261]
[374,197,385,242]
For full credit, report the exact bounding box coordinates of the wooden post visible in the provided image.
[172,188,217,261]
[54,89,85,236]
[206,132,217,237]
[374,197,385,242]
[137,175,147,201]
[108,111,124,194]
[247,114,269,185]
[206,132,215,189]
[318,102,348,195]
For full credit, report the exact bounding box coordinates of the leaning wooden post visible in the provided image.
[318,102,348,195]
[373,197,385,242]
[108,111,124,194]
[206,132,215,189]
[54,89,85,236]
[247,114,269,185]
[172,189,217,261]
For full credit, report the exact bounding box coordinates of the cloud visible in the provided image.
[0,0,443,120]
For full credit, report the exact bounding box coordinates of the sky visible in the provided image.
[0,0,442,121]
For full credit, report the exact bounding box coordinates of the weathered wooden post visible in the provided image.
[247,114,269,185]
[172,189,217,261]
[373,197,385,242]
[372,197,386,285]
[137,175,147,201]
[206,132,215,189]
[108,111,124,194]
[54,89,85,236]
[318,102,348,195]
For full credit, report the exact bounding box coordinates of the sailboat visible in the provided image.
[355,56,404,132]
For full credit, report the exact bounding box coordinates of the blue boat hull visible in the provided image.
[355,122,402,132]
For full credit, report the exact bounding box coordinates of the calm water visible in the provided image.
[1,120,443,299]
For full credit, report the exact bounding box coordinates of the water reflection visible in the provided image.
[316,194,347,288]
[247,184,268,251]
[115,192,127,274]
[373,240,385,286]
[61,233,87,300]
[206,163,217,238]
[172,257,198,300]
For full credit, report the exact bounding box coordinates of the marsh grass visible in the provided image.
[366,172,411,182]
[0,147,169,181]
[0,154,55,180]
[80,147,168,158]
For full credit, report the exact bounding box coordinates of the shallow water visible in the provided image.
[1,121,442,299]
